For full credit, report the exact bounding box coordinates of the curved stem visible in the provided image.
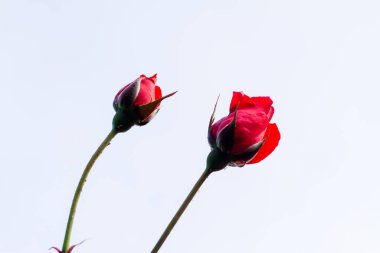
[151,168,212,253]
[61,130,118,253]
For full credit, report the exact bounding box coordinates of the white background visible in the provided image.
[1,0,380,252]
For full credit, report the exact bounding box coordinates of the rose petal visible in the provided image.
[267,106,274,121]
[154,85,163,108]
[212,108,269,155]
[230,92,274,120]
[134,76,156,106]
[229,91,255,112]
[251,96,274,120]
[230,109,269,154]
[149,73,157,83]
[155,85,162,100]
[248,123,280,164]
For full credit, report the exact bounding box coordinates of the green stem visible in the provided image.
[151,168,212,253]
[61,129,118,253]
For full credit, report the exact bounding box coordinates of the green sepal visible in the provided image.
[136,91,177,121]
[207,95,220,148]
[230,139,265,164]
[206,148,230,172]
[216,108,237,153]
[112,110,135,133]
[118,78,141,109]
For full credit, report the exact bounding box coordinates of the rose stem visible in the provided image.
[151,168,212,253]
[61,130,118,253]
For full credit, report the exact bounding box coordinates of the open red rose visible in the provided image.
[207,91,280,170]
[112,74,176,132]
[149,92,280,252]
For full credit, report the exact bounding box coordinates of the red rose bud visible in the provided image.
[207,91,280,172]
[112,74,176,132]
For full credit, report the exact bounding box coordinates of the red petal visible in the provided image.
[149,73,158,83]
[212,108,269,155]
[155,85,162,100]
[134,76,156,106]
[229,91,255,112]
[249,123,280,164]
[267,107,274,121]
[251,96,274,120]
[230,92,274,120]
[154,85,163,108]
[251,96,273,107]
[230,109,269,154]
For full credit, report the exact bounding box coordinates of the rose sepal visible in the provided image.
[207,95,220,148]
[229,139,266,167]
[135,91,177,122]
[112,109,135,133]
[215,109,237,153]
[113,78,141,111]
[50,240,86,253]
[206,148,229,172]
